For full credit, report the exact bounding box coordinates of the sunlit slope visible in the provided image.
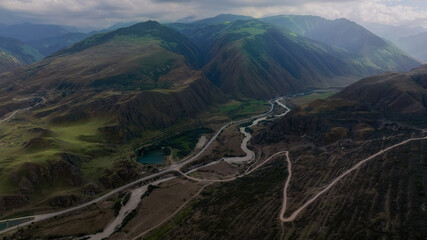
[0,21,223,137]
[0,21,224,207]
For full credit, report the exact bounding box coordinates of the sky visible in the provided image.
[0,0,427,30]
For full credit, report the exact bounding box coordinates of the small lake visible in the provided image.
[0,218,32,231]
[137,151,165,164]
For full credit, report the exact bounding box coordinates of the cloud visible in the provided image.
[0,0,426,30]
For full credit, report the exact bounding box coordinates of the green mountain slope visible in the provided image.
[167,14,254,61]
[0,21,225,209]
[55,21,201,66]
[201,20,385,98]
[262,15,420,72]
[0,37,43,73]
[169,15,420,99]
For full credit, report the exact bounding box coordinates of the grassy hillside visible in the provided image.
[169,16,420,99]
[55,21,201,67]
[0,21,225,212]
[202,20,378,98]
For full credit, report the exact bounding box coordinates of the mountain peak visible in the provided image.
[193,14,253,25]
[131,20,161,28]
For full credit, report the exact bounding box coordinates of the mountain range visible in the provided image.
[168,14,419,98]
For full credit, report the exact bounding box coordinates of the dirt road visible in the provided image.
[279,136,427,222]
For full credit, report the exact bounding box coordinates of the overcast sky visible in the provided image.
[0,0,426,30]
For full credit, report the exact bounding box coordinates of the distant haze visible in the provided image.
[0,0,427,31]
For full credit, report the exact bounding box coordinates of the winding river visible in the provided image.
[0,96,290,236]
[223,98,290,165]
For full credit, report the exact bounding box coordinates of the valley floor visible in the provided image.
[1,94,426,240]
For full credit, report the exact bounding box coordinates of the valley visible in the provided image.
[0,12,426,240]
[0,94,290,238]
[140,96,426,240]
[1,88,426,239]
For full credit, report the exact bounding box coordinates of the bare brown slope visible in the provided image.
[335,65,427,116]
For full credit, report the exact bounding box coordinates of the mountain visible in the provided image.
[176,16,198,23]
[176,18,419,99]
[262,15,419,72]
[167,14,254,55]
[191,14,254,25]
[0,37,43,73]
[168,15,420,99]
[201,20,367,98]
[0,21,218,134]
[335,65,427,118]
[397,32,427,62]
[0,21,224,209]
[107,21,141,31]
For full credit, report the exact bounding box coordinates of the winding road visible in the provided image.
[279,135,427,222]
[0,96,289,236]
[2,93,425,239]
[0,96,45,123]
[1,94,425,239]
